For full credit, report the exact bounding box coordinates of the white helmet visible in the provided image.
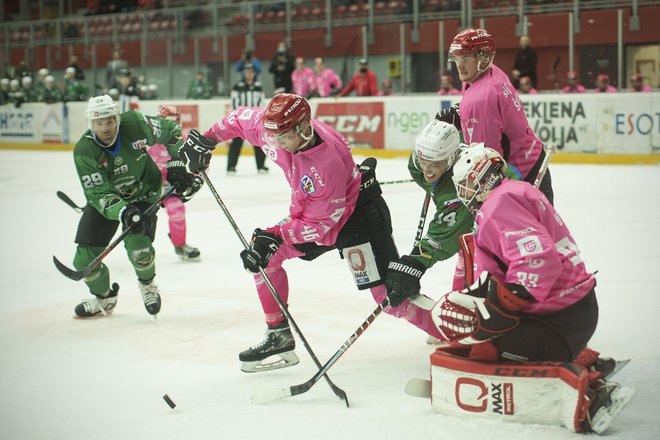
[86,94,120,147]
[413,120,461,165]
[452,144,506,212]
[38,68,49,78]
[65,67,76,77]
[21,76,32,86]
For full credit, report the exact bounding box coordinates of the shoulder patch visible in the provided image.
[300,174,316,194]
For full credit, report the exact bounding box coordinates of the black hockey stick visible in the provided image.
[379,178,414,185]
[253,191,433,403]
[252,298,388,404]
[198,170,349,406]
[56,190,85,213]
[52,186,176,281]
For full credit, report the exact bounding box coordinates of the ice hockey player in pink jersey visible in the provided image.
[629,73,653,92]
[436,28,553,204]
[594,74,618,93]
[178,93,446,372]
[425,145,635,434]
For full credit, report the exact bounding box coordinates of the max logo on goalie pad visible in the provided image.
[344,243,381,287]
[456,378,514,415]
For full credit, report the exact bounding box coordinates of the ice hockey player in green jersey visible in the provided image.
[70,94,191,318]
[384,120,522,310]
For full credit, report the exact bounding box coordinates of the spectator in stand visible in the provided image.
[291,57,316,98]
[68,55,85,81]
[562,71,586,93]
[338,58,378,97]
[511,35,537,89]
[0,78,10,105]
[594,74,617,93]
[34,68,50,98]
[63,67,89,102]
[16,60,32,80]
[629,73,652,92]
[8,79,25,106]
[37,75,63,104]
[517,76,538,94]
[437,74,461,95]
[312,57,342,97]
[187,71,211,99]
[106,49,129,88]
[20,77,37,103]
[377,79,395,96]
[269,41,295,94]
[236,49,262,80]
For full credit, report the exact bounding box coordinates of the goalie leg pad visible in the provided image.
[429,349,591,432]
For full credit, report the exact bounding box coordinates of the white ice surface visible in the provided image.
[0,150,658,439]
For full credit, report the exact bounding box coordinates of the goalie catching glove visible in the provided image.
[433,272,533,343]
[240,228,283,273]
[178,129,217,174]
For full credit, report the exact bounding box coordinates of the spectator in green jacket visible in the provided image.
[64,67,89,102]
[187,71,211,99]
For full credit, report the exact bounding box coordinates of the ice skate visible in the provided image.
[257,166,269,174]
[591,357,630,381]
[585,381,637,434]
[138,278,161,316]
[174,243,201,261]
[74,283,119,318]
[239,321,299,373]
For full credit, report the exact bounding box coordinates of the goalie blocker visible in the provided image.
[423,349,636,434]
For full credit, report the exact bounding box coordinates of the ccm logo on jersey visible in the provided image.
[516,236,543,256]
[300,174,316,194]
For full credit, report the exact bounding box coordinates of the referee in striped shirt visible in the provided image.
[227,63,268,174]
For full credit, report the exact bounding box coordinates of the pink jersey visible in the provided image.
[292,67,316,98]
[562,85,586,93]
[630,85,652,92]
[315,68,342,97]
[438,88,461,95]
[473,179,595,314]
[147,143,170,181]
[204,106,360,246]
[595,86,618,93]
[459,64,542,178]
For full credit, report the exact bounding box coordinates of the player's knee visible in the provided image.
[129,246,155,269]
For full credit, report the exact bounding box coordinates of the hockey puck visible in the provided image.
[163,394,176,409]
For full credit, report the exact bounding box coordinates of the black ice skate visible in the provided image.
[138,278,161,316]
[74,283,119,318]
[585,380,637,434]
[174,244,201,261]
[239,321,299,373]
[591,357,630,381]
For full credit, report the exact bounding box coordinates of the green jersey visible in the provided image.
[64,79,89,102]
[73,110,183,221]
[187,79,211,99]
[406,154,474,270]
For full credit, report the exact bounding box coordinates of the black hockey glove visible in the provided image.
[180,175,204,203]
[166,159,193,194]
[384,255,427,307]
[178,129,217,174]
[240,228,283,273]
[357,157,382,206]
[435,103,461,131]
[120,204,151,233]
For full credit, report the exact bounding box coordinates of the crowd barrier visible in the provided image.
[1,94,659,164]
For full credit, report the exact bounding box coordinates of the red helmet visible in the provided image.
[449,28,496,57]
[263,93,310,134]
[596,74,609,83]
[158,105,180,123]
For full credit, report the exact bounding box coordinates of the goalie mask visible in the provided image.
[452,144,506,213]
[413,120,462,184]
[86,94,120,148]
[262,93,314,153]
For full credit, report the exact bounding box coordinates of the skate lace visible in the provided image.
[140,283,160,305]
[80,296,113,313]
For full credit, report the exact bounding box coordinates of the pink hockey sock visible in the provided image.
[163,197,186,247]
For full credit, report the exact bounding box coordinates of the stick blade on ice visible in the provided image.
[251,387,293,404]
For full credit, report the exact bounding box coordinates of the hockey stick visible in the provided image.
[52,186,176,281]
[533,142,555,188]
[253,191,434,404]
[552,56,561,93]
[379,178,414,185]
[252,299,388,404]
[56,190,85,213]
[198,170,349,406]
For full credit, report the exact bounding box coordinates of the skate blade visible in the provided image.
[604,359,630,381]
[73,309,114,319]
[178,254,201,262]
[589,385,638,434]
[241,351,300,373]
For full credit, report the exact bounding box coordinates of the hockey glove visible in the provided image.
[178,129,217,174]
[357,157,382,205]
[435,103,461,131]
[384,255,427,307]
[438,272,532,343]
[240,228,283,273]
[166,159,193,194]
[180,175,204,203]
[119,204,152,234]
